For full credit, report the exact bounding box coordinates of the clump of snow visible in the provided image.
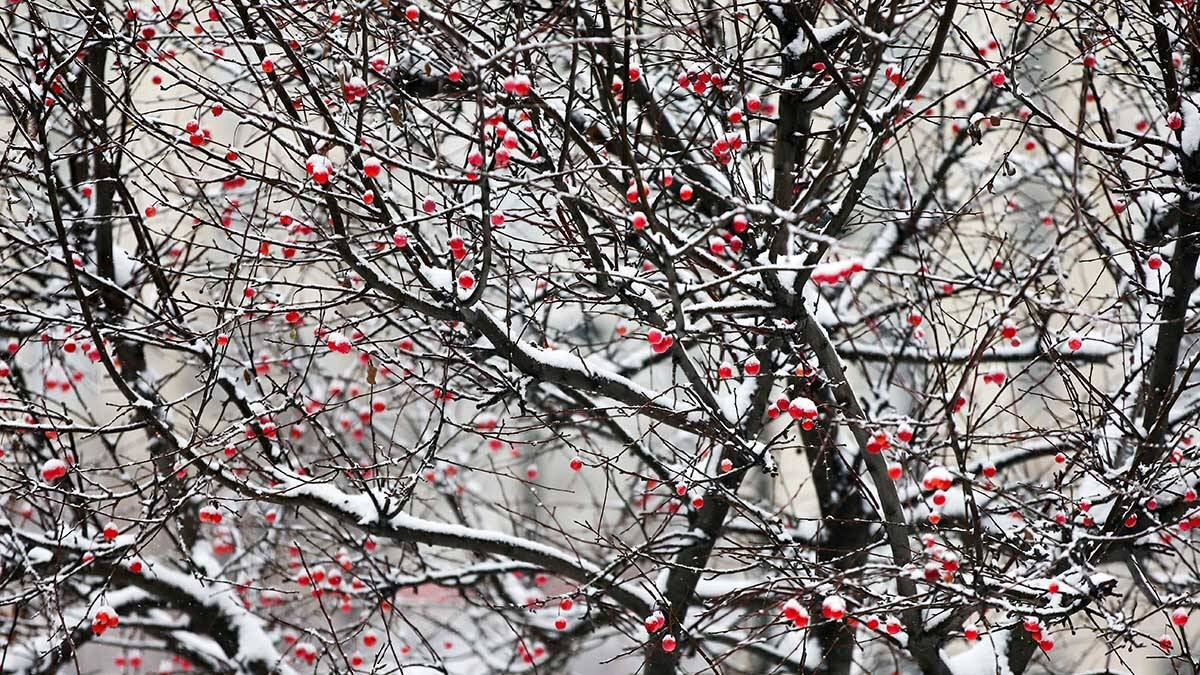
[785,21,853,60]
[1180,96,1200,157]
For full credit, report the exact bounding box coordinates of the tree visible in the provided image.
[0,0,1198,672]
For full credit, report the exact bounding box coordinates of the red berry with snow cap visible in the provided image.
[41,458,67,482]
[821,595,846,620]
